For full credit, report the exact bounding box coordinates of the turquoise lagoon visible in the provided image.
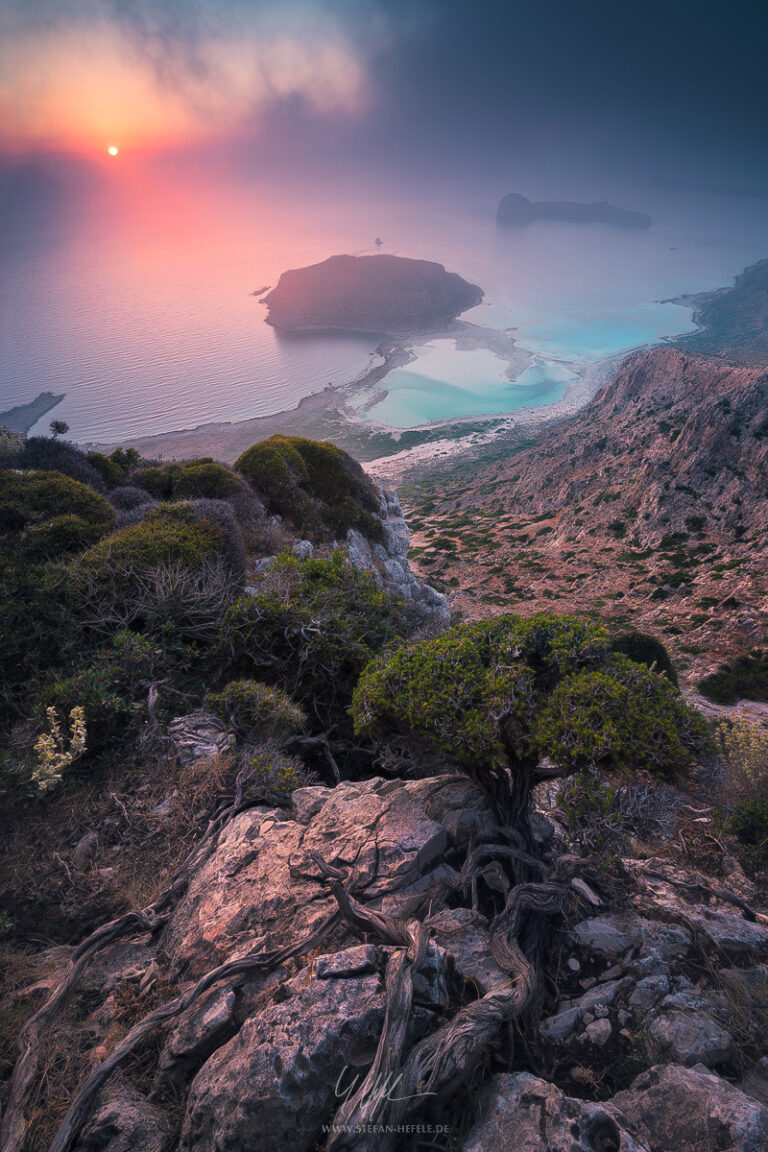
[356,340,578,428]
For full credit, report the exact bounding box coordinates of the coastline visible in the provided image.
[0,391,65,435]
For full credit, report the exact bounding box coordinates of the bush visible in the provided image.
[0,470,114,537]
[234,436,382,540]
[727,798,768,870]
[205,680,305,741]
[15,437,105,490]
[86,451,123,488]
[185,499,245,577]
[109,486,156,512]
[174,462,240,500]
[21,514,106,561]
[0,560,72,717]
[353,614,711,822]
[0,427,24,465]
[533,656,711,777]
[245,747,313,805]
[74,504,225,580]
[35,631,169,756]
[219,551,405,724]
[609,630,679,687]
[698,652,768,705]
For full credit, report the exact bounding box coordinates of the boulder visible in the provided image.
[462,1072,649,1152]
[648,1011,734,1068]
[161,775,491,979]
[611,1064,768,1152]
[73,1079,164,1152]
[180,953,385,1152]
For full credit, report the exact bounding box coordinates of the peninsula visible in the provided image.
[0,391,65,434]
[262,253,483,334]
[497,192,652,229]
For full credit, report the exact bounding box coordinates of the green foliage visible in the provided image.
[205,679,306,741]
[726,798,768,870]
[609,630,679,687]
[35,631,171,756]
[699,651,768,705]
[245,748,311,805]
[14,437,105,490]
[73,504,225,586]
[234,435,382,540]
[0,559,72,716]
[21,514,106,562]
[219,551,404,723]
[0,470,114,540]
[174,462,240,499]
[353,616,710,818]
[532,656,711,777]
[134,459,239,501]
[86,451,124,488]
[0,427,24,465]
[353,614,610,771]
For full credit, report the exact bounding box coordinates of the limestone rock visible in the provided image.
[74,1079,164,1152]
[180,955,385,1152]
[162,775,491,979]
[462,1072,649,1152]
[648,1011,734,1068]
[612,1064,768,1152]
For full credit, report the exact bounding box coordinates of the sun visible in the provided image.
[107,145,119,157]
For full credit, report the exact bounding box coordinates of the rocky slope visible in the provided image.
[11,762,768,1152]
[262,254,483,334]
[676,258,768,366]
[403,345,768,684]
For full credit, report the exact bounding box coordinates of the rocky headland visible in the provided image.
[497,192,652,229]
[262,253,483,334]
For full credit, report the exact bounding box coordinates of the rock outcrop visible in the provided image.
[262,254,482,334]
[497,192,651,228]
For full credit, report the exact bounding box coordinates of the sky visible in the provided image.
[1,0,768,185]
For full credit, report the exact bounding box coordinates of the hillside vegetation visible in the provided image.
[0,429,766,1152]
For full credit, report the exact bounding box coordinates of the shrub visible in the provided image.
[609,630,679,687]
[0,470,114,537]
[184,499,245,577]
[205,680,305,741]
[0,559,72,716]
[35,631,169,756]
[353,614,711,823]
[86,451,123,488]
[234,436,382,540]
[727,798,768,870]
[21,514,106,561]
[15,437,105,490]
[533,656,711,778]
[698,652,768,705]
[245,747,313,805]
[109,485,156,512]
[174,462,240,500]
[31,705,87,794]
[559,767,672,850]
[74,504,225,580]
[0,427,24,465]
[219,551,405,724]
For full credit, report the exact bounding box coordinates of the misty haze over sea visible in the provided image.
[2,155,768,442]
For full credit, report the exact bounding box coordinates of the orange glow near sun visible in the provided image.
[107,145,119,157]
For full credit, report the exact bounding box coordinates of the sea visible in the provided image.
[2,156,768,442]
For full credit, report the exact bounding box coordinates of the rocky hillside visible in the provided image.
[676,258,768,366]
[1,429,768,1152]
[403,345,768,685]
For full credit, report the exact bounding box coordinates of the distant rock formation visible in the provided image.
[497,192,652,229]
[0,391,65,434]
[263,253,483,334]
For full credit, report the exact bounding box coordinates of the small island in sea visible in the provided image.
[497,192,652,229]
[262,253,483,334]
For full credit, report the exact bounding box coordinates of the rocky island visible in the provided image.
[262,253,483,334]
[497,192,652,229]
